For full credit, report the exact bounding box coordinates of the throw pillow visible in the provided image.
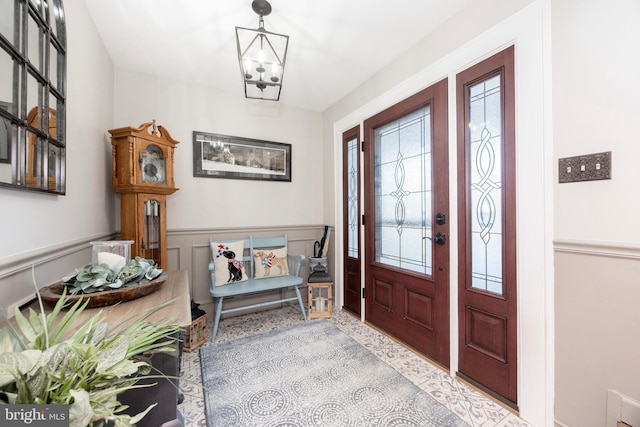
[253,247,289,279]
[211,240,248,286]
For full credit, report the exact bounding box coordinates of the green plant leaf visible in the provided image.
[106,359,145,378]
[25,366,46,400]
[95,336,129,373]
[129,403,158,425]
[0,350,41,386]
[14,307,38,343]
[0,328,19,353]
[40,342,71,374]
[89,322,108,347]
[46,297,90,346]
[69,389,93,427]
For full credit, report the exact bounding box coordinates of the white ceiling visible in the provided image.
[84,0,472,112]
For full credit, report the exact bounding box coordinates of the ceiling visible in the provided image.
[84,0,472,112]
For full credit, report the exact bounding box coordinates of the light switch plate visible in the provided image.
[558,151,611,183]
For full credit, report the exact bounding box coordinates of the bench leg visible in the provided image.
[212,297,224,344]
[294,286,307,322]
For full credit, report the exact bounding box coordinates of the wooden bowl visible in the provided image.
[38,273,168,309]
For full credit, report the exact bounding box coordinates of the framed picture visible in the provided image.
[0,102,11,164]
[193,131,291,182]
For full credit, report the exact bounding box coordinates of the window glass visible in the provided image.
[468,74,503,294]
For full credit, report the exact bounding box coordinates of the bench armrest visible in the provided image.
[287,254,306,277]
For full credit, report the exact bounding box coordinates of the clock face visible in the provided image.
[141,145,166,184]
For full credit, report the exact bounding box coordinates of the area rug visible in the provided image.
[199,320,469,427]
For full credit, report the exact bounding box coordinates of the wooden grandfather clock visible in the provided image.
[109,120,179,269]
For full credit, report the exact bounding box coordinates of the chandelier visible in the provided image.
[235,0,289,101]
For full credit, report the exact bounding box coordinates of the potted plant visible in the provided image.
[0,283,181,427]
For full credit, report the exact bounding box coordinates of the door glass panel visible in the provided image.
[468,74,503,294]
[346,136,359,258]
[373,105,432,276]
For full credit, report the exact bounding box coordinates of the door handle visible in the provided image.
[423,232,447,245]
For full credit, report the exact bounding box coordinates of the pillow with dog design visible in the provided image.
[253,247,289,279]
[211,240,248,286]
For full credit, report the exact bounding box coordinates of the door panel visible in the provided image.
[457,46,517,405]
[342,126,361,315]
[364,79,449,366]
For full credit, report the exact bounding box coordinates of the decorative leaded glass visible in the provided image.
[468,74,503,294]
[373,106,432,276]
[347,136,359,259]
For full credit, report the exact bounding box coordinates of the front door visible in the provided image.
[363,79,450,366]
[456,46,517,406]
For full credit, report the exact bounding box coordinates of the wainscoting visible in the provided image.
[0,225,331,322]
[554,239,640,427]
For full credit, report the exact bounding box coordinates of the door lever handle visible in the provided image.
[423,233,447,245]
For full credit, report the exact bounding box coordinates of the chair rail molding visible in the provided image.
[554,238,640,260]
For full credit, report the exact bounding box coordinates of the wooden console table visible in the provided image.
[69,269,192,328]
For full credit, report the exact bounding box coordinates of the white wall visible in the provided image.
[0,0,115,312]
[0,0,115,259]
[552,0,640,426]
[553,0,640,244]
[322,1,551,426]
[112,69,324,230]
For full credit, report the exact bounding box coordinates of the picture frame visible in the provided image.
[0,102,11,164]
[193,131,291,182]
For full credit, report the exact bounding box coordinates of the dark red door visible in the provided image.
[363,79,450,366]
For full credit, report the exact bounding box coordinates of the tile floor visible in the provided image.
[177,306,532,427]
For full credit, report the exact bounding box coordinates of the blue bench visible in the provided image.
[208,235,307,343]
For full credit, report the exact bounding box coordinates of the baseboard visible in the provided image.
[607,390,640,427]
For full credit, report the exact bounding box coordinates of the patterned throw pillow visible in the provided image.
[211,240,248,286]
[253,247,289,279]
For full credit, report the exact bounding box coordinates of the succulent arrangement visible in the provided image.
[62,257,163,294]
[0,285,180,426]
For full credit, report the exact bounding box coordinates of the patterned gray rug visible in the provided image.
[200,320,469,427]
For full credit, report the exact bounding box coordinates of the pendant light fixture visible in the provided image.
[235,0,289,101]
